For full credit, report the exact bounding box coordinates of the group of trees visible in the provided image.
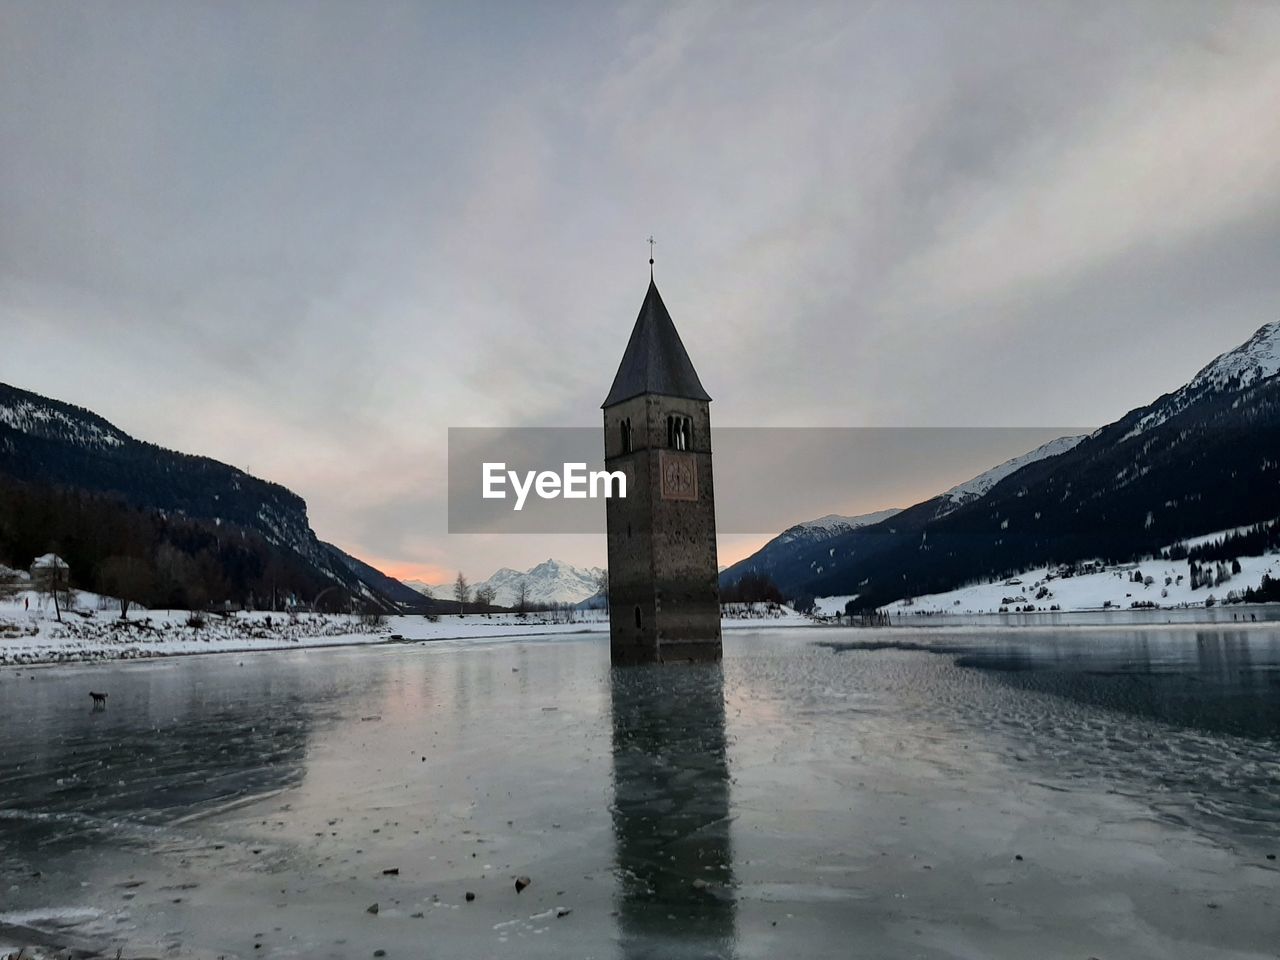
[1187,558,1240,591]
[1166,520,1280,563]
[1241,573,1280,603]
[720,572,784,604]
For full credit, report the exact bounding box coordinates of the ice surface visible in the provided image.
[1,628,1278,959]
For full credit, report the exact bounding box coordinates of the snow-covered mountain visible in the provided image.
[721,509,904,588]
[775,508,903,545]
[481,559,604,607]
[0,381,432,613]
[725,319,1280,607]
[718,444,1090,591]
[938,435,1085,511]
[747,437,1086,564]
[1190,319,1280,388]
[0,392,127,449]
[0,382,323,565]
[1124,319,1280,439]
[408,559,604,608]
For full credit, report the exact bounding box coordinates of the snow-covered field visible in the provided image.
[880,552,1280,616]
[0,606,386,666]
[0,592,598,668]
[0,592,810,667]
[813,595,858,616]
[808,522,1280,617]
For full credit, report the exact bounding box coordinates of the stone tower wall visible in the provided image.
[604,394,721,663]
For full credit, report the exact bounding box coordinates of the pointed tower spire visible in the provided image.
[601,279,711,408]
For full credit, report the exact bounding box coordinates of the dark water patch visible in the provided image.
[951,632,1280,742]
[819,639,970,656]
[814,628,1280,840]
[823,631,1280,741]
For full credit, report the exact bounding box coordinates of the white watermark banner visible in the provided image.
[482,461,627,511]
[448,426,1089,534]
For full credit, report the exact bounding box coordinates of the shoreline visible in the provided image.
[0,606,809,670]
[0,614,606,671]
[1,625,611,672]
[4,604,1278,672]
[880,603,1280,628]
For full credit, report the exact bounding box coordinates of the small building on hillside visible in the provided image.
[30,553,69,582]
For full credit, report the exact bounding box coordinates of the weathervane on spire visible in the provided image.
[647,235,656,278]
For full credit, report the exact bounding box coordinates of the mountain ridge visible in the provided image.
[0,381,431,612]
[724,319,1280,607]
[408,558,604,608]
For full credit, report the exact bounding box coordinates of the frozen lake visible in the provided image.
[2,627,1278,959]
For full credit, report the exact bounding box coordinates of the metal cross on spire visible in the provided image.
[647,235,656,279]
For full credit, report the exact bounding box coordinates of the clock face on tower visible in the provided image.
[659,450,698,501]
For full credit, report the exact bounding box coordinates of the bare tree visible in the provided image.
[97,556,154,619]
[595,568,609,614]
[514,578,530,618]
[473,584,496,609]
[32,555,72,622]
[453,571,470,614]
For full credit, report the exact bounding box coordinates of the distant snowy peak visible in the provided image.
[418,559,605,607]
[1125,319,1280,440]
[940,435,1086,509]
[779,508,902,544]
[0,390,126,449]
[483,559,604,607]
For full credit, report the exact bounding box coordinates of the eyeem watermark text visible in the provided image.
[482,462,627,511]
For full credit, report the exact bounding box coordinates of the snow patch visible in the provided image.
[1124,319,1280,439]
[939,435,1085,509]
[0,395,125,447]
[879,552,1278,615]
[774,508,902,546]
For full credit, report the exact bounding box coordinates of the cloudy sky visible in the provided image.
[3,0,1280,584]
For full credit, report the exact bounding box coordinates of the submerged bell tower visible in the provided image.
[602,272,721,664]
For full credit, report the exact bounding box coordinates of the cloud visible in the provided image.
[888,6,1280,315]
